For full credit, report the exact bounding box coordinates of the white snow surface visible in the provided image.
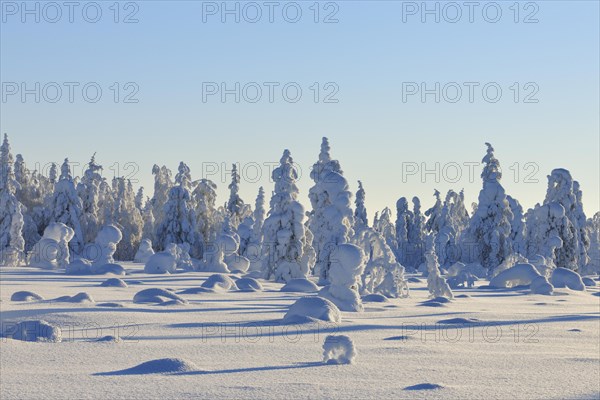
[1,264,599,399]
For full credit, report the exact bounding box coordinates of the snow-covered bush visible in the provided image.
[489,263,541,288]
[28,222,74,269]
[83,224,122,267]
[144,251,177,274]
[425,235,453,299]
[134,239,155,263]
[201,274,238,291]
[530,275,554,295]
[319,243,366,312]
[280,278,319,293]
[323,335,356,365]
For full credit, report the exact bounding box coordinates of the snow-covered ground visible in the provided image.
[1,264,599,400]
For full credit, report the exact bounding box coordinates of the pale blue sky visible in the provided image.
[1,1,598,216]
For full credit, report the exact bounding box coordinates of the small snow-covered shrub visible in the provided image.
[361,293,388,303]
[134,239,155,263]
[54,292,94,303]
[323,335,356,365]
[489,263,541,288]
[551,268,585,291]
[425,235,453,299]
[201,274,238,291]
[100,278,128,288]
[530,276,554,295]
[2,320,62,342]
[144,252,177,274]
[284,296,341,323]
[319,244,366,312]
[280,278,319,293]
[27,222,74,269]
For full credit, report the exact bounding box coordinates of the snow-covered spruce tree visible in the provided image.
[0,134,25,266]
[507,195,527,256]
[583,212,600,275]
[395,197,413,268]
[535,169,589,270]
[141,201,155,241]
[48,158,85,255]
[262,150,315,282]
[354,181,368,228]
[97,179,114,227]
[155,162,202,257]
[407,196,426,270]
[134,186,145,211]
[245,186,266,268]
[463,143,513,272]
[77,154,104,244]
[107,178,143,261]
[308,138,354,283]
[237,216,254,257]
[436,190,470,268]
[373,207,398,258]
[193,178,218,256]
[425,234,453,299]
[13,153,44,251]
[226,163,246,228]
[354,184,408,298]
[150,164,172,234]
[425,189,443,233]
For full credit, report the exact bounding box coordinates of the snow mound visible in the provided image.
[95,335,122,343]
[323,335,356,365]
[551,268,585,291]
[530,276,554,295]
[404,383,444,391]
[283,296,341,323]
[100,278,128,288]
[65,259,93,274]
[54,292,94,303]
[437,317,480,324]
[201,274,238,291]
[93,263,126,275]
[407,277,422,283]
[361,294,389,303]
[419,301,446,308]
[224,254,250,273]
[144,252,177,274]
[66,260,125,275]
[280,278,319,293]
[2,320,62,342]
[236,278,263,292]
[582,277,596,287]
[99,358,199,375]
[11,291,44,302]
[489,263,541,288]
[133,288,188,305]
[97,302,124,308]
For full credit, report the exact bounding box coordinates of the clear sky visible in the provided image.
[1,0,599,217]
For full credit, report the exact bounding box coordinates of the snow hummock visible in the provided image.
[133,288,188,305]
[11,291,44,301]
[551,268,585,291]
[323,335,356,365]
[530,275,554,295]
[98,358,199,375]
[235,277,263,292]
[100,278,128,288]
[284,296,341,324]
[280,278,319,293]
[489,263,541,288]
[361,294,389,303]
[201,274,238,291]
[2,320,62,342]
[54,292,94,303]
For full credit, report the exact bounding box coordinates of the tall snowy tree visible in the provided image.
[354,181,368,228]
[0,134,25,266]
[244,186,265,265]
[507,195,527,256]
[193,178,218,253]
[425,189,443,233]
[262,150,315,282]
[407,196,426,269]
[307,138,354,283]
[150,164,172,233]
[395,197,413,267]
[226,163,246,227]
[48,158,84,255]
[77,154,104,244]
[108,178,143,261]
[155,162,202,257]
[463,143,513,271]
[435,190,469,267]
[13,153,44,250]
[373,207,398,257]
